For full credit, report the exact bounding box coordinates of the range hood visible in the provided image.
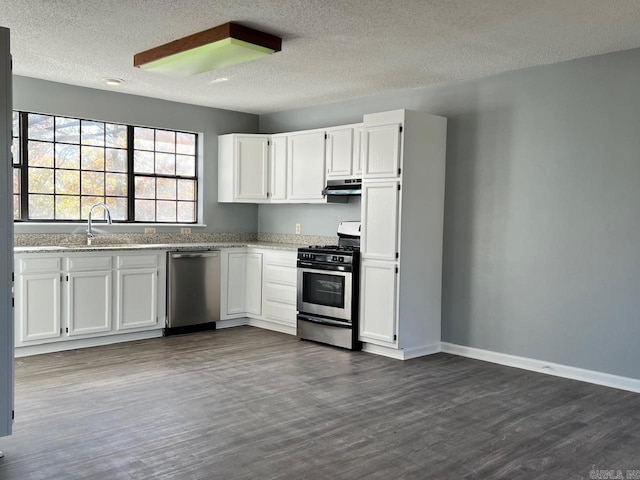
[322,179,362,201]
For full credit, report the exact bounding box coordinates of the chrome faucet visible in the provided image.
[86,203,112,246]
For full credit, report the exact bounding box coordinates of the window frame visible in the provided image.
[12,111,199,224]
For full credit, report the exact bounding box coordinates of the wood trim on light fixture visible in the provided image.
[133,22,282,68]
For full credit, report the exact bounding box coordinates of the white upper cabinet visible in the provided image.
[363,123,402,179]
[269,135,288,202]
[353,126,363,176]
[287,131,326,202]
[326,127,353,178]
[218,134,270,202]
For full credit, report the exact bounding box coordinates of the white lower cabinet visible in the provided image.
[66,269,112,336]
[15,251,165,353]
[17,270,61,343]
[220,248,297,333]
[223,250,263,317]
[359,259,398,345]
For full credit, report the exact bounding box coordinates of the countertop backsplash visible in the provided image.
[14,232,337,247]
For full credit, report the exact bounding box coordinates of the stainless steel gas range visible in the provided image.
[296,221,361,350]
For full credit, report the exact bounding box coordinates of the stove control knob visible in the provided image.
[339,257,344,262]
[310,254,315,260]
[332,256,338,261]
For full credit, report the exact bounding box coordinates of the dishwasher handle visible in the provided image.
[171,251,220,259]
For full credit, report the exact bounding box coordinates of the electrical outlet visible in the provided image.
[144,227,156,234]
[295,223,301,235]
[181,227,191,234]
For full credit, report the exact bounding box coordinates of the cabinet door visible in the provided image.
[116,268,158,330]
[245,253,263,316]
[235,135,269,201]
[287,131,326,201]
[361,181,400,261]
[66,270,112,336]
[353,126,363,176]
[326,127,353,178]
[363,123,402,179]
[270,136,288,201]
[226,253,247,315]
[359,260,397,345]
[16,272,61,343]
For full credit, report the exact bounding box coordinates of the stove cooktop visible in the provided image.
[298,244,360,256]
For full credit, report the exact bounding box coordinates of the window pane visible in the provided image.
[28,141,54,167]
[13,195,20,220]
[106,197,127,221]
[177,179,195,201]
[81,171,105,196]
[157,178,176,200]
[56,169,80,194]
[155,130,175,153]
[176,132,196,155]
[11,138,20,165]
[55,117,80,144]
[29,194,54,219]
[134,127,154,150]
[135,176,155,199]
[12,111,19,137]
[55,143,80,169]
[105,123,127,148]
[135,200,155,221]
[157,200,176,222]
[176,155,195,177]
[29,168,54,194]
[55,195,80,220]
[134,151,154,174]
[80,197,106,220]
[155,153,175,175]
[28,114,54,141]
[106,173,127,197]
[13,169,20,194]
[106,148,127,173]
[81,120,105,146]
[177,202,195,223]
[81,146,105,171]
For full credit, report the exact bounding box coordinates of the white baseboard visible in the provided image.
[362,342,441,360]
[15,330,163,358]
[441,342,640,393]
[247,318,296,336]
[216,318,250,329]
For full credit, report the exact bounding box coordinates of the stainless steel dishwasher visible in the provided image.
[166,250,221,334]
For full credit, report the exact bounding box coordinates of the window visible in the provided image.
[12,112,198,223]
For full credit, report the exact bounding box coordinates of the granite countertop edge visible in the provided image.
[14,242,301,254]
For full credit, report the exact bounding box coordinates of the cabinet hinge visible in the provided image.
[65,327,69,333]
[60,328,63,334]
[11,272,14,282]
[66,275,69,282]
[399,125,403,133]
[267,140,271,146]
[398,168,401,175]
[324,133,328,140]
[395,252,399,259]
[266,192,270,198]
[395,266,399,273]
[11,410,14,420]
[397,184,401,191]
[12,297,14,308]
[394,334,397,340]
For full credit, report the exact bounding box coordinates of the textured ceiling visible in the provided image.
[3,0,640,114]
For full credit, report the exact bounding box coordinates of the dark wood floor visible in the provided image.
[0,327,638,479]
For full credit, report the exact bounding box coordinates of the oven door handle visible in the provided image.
[298,314,352,328]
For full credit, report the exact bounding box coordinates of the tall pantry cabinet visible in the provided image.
[359,110,447,359]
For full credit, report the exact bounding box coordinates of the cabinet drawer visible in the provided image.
[263,283,296,305]
[117,254,159,269]
[18,256,61,274]
[263,264,297,286]
[64,256,112,272]
[263,301,296,325]
[264,252,297,268]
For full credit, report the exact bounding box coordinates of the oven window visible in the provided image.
[302,272,345,309]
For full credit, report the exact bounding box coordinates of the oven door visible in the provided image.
[297,267,352,321]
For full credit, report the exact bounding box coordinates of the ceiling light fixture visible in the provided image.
[133,22,282,77]
[104,77,124,86]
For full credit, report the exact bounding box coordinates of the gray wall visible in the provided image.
[260,48,640,380]
[0,27,13,437]
[13,76,259,233]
